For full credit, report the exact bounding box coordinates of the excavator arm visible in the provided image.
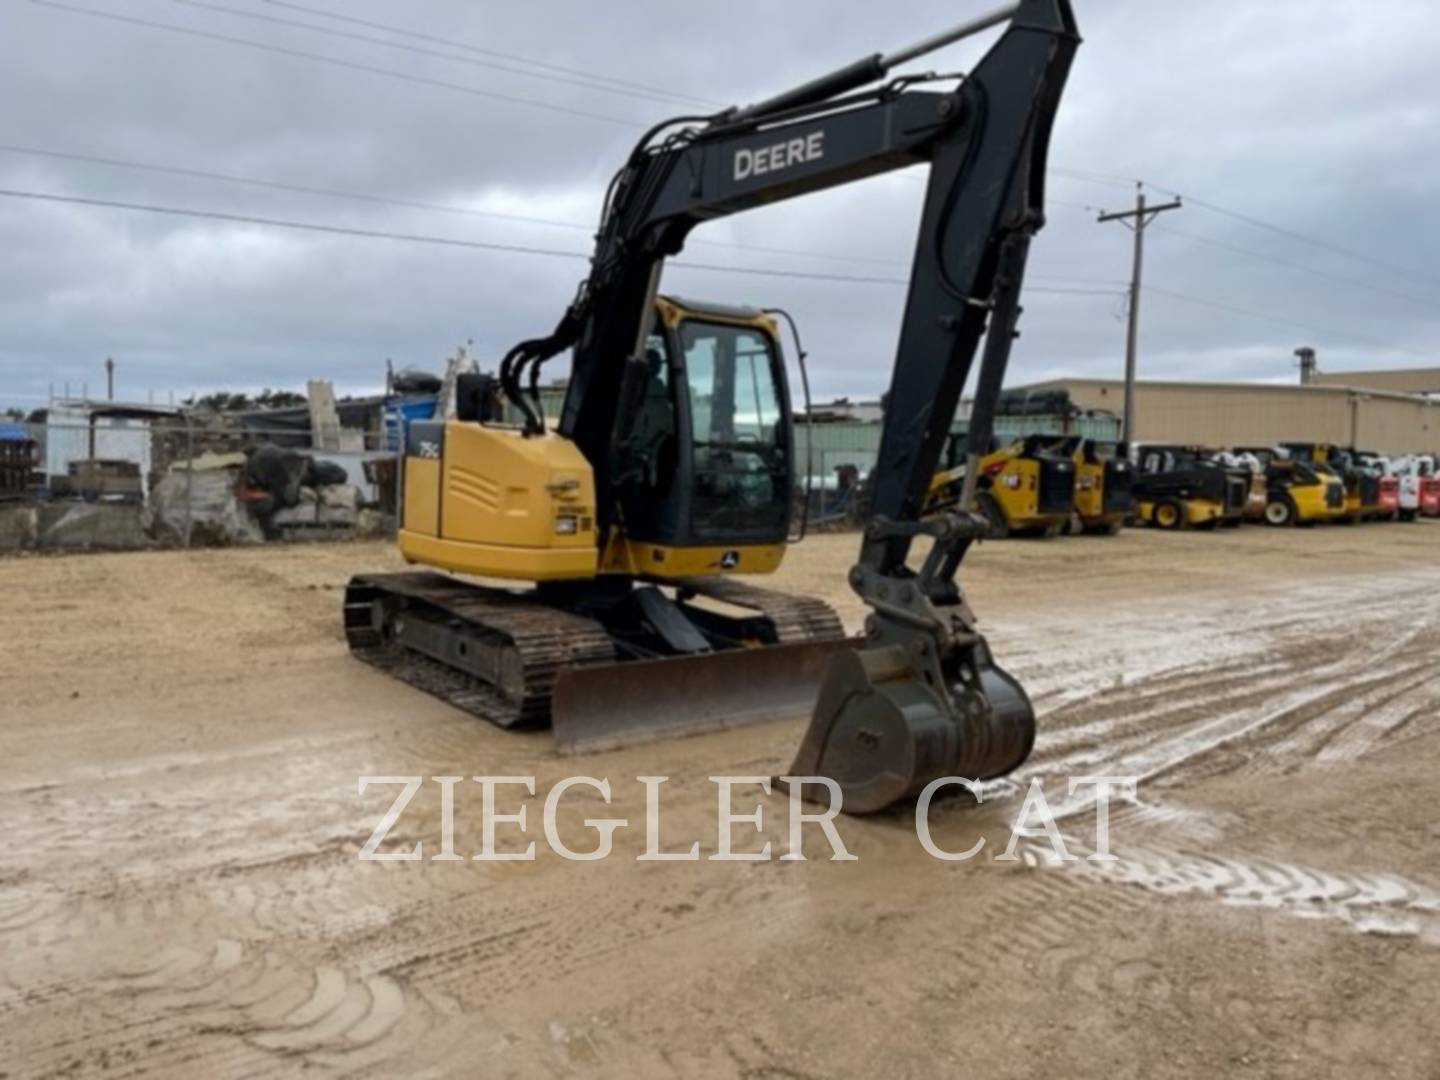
[506,0,1080,813]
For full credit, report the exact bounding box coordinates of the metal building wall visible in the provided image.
[1311,368,1440,395]
[1027,379,1440,454]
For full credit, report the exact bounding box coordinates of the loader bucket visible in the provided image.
[551,637,861,754]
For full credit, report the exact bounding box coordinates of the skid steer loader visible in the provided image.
[1282,444,1380,524]
[1415,455,1440,518]
[346,0,1081,814]
[1132,445,1248,530]
[1234,446,1341,527]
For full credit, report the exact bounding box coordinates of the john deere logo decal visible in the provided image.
[719,551,740,570]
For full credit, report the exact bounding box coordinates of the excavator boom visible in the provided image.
[540,2,1079,812]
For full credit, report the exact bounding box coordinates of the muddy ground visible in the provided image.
[3,522,1439,1078]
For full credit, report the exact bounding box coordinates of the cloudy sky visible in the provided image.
[3,0,1438,411]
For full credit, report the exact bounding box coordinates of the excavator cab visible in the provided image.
[606,297,795,575]
[394,296,793,583]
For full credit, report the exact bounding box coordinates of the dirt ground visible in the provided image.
[3,522,1439,1078]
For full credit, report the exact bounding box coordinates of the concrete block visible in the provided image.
[0,505,37,550]
[37,502,148,551]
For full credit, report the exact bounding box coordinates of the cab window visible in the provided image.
[679,321,788,539]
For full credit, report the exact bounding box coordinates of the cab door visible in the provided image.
[614,311,794,552]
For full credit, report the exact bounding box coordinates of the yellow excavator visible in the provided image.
[345,1,1080,815]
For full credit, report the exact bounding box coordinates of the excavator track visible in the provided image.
[344,572,617,729]
[344,572,848,742]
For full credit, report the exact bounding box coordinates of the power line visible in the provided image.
[169,0,709,111]
[1055,166,1438,288]
[1145,182,1440,287]
[0,143,1128,284]
[1152,223,1440,314]
[28,0,642,129]
[0,185,596,255]
[33,0,1433,292]
[259,0,722,108]
[31,1,1430,301]
[1146,286,1431,358]
[1051,167,1139,191]
[0,185,1122,295]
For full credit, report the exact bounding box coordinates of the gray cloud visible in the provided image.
[3,0,1438,411]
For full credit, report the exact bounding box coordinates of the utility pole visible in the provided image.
[1098,184,1182,446]
[105,357,115,401]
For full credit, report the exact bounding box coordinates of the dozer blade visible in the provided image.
[551,637,861,755]
[782,641,1035,815]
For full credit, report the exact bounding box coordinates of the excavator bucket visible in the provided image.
[782,642,1036,815]
[551,637,861,754]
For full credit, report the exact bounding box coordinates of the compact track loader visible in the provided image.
[346,0,1080,814]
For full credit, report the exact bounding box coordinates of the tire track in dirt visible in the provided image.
[6,907,460,1078]
[1014,840,1440,945]
[1027,584,1440,815]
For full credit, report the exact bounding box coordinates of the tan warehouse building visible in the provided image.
[1016,377,1440,454]
[1310,367,1440,396]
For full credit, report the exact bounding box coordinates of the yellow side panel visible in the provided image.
[399,530,597,580]
[600,538,786,578]
[403,457,440,537]
[1291,485,1330,521]
[1184,498,1224,525]
[399,423,599,582]
[990,459,1042,522]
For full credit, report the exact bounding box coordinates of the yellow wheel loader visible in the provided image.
[346,0,1081,814]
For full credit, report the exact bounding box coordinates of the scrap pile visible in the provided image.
[147,444,369,545]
